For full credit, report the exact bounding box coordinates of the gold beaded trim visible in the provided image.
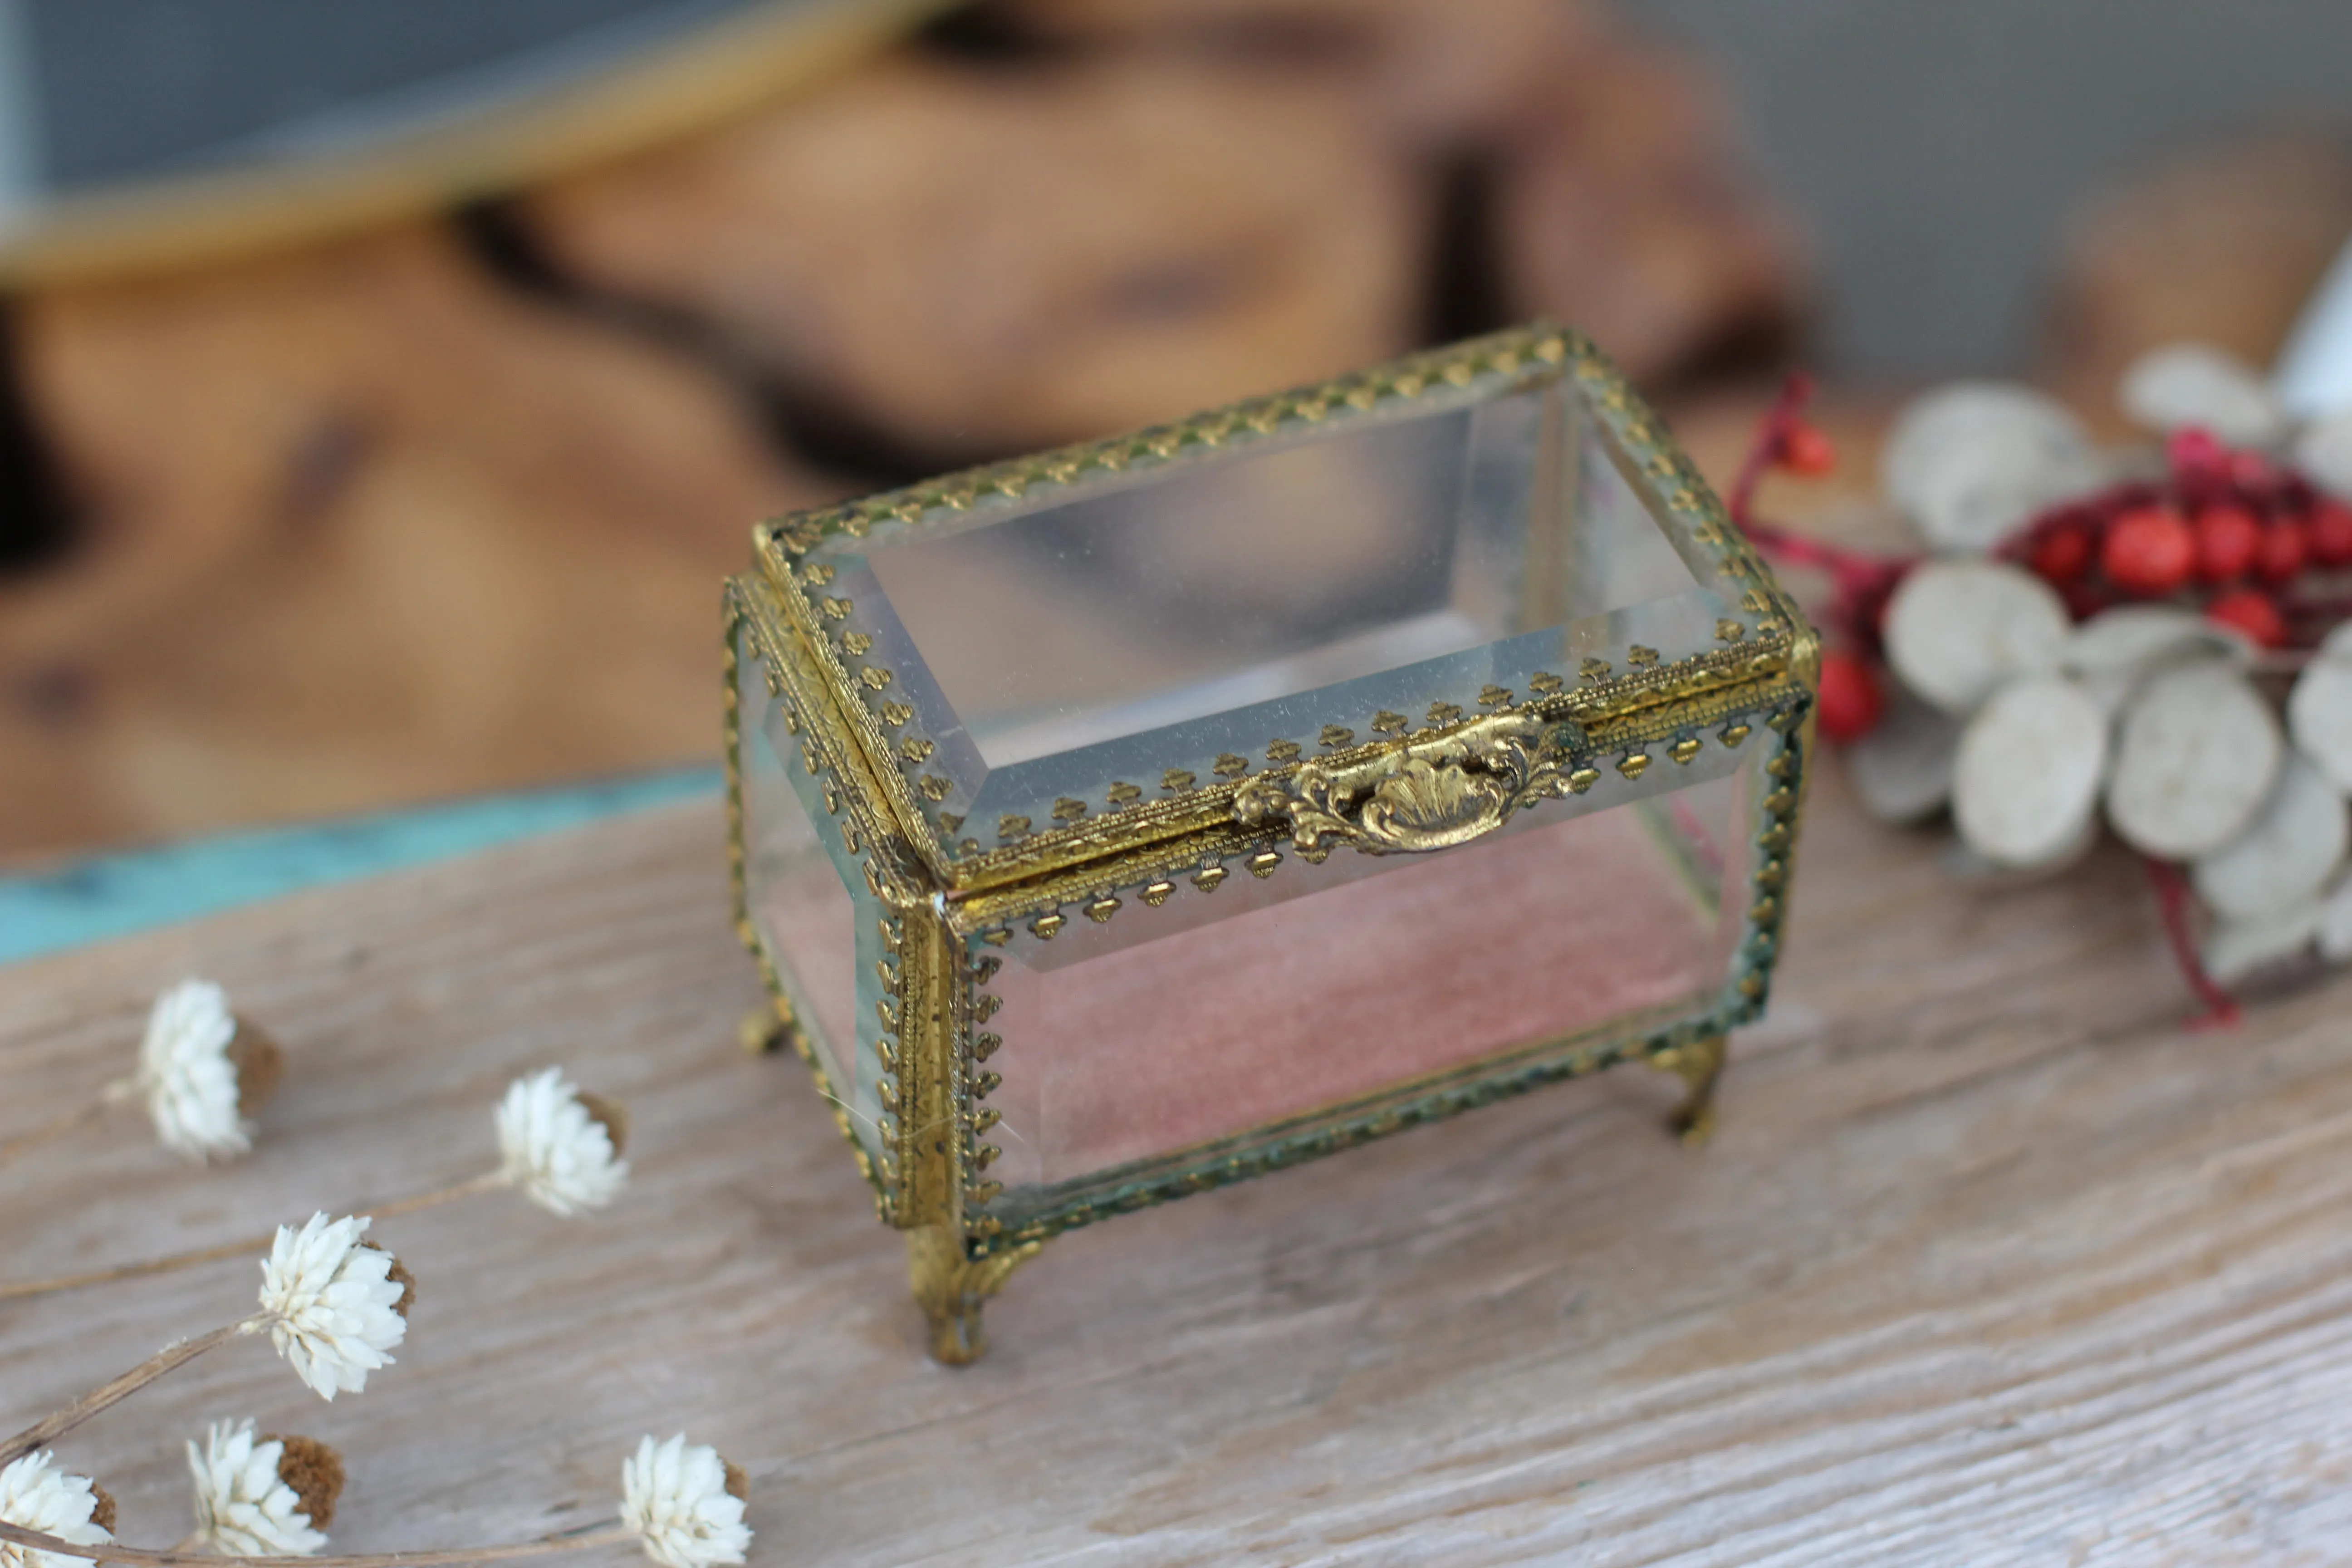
[749,322,1810,896]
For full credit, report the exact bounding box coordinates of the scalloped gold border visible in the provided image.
[753,323,1813,897]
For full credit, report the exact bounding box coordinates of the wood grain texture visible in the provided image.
[523,50,1434,462]
[0,225,834,862]
[5,772,2352,1566]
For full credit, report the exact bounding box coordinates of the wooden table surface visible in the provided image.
[5,765,2351,1566]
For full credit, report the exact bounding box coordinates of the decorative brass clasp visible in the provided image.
[1231,712,1592,857]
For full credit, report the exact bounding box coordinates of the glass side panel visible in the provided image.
[806,377,1735,848]
[734,623,885,1166]
[975,747,1761,1213]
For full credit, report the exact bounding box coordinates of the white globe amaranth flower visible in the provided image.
[187,1420,338,1557]
[0,1452,113,1568]
[257,1213,409,1400]
[620,1435,750,1568]
[496,1068,630,1216]
[136,979,250,1161]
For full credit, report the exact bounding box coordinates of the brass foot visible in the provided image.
[737,1000,801,1056]
[906,1224,1042,1365]
[1651,1034,1727,1147]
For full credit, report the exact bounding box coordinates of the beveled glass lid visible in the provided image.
[755,325,1802,892]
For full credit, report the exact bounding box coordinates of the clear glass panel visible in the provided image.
[976,742,1762,1210]
[734,623,887,1166]
[807,378,1736,850]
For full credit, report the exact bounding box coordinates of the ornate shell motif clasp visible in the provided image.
[1232,713,1587,856]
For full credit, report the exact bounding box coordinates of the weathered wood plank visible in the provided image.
[4,773,2350,1566]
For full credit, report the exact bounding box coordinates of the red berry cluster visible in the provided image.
[1732,407,1909,744]
[2004,426,2352,650]
[1815,649,1883,744]
[1729,386,2320,1025]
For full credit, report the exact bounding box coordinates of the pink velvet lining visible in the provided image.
[986,804,1730,1190]
[760,857,860,1093]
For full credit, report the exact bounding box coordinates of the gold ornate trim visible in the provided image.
[723,598,887,1212]
[750,322,1815,894]
[1231,712,1590,858]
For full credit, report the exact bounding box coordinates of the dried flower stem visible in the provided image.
[0,1097,114,1169]
[365,1170,512,1219]
[0,1317,264,1469]
[1725,371,1913,652]
[0,1173,506,1303]
[0,1518,634,1568]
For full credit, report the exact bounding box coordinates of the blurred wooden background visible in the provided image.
[1,0,2347,862]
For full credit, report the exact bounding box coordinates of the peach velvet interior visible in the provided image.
[760,852,861,1105]
[984,802,1733,1193]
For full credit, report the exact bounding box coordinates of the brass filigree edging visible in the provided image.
[757,326,1578,561]
[747,551,1806,910]
[1230,712,1589,857]
[936,661,1806,937]
[749,322,1812,892]
[960,705,1813,1253]
[729,580,971,1226]
[890,908,960,1229]
[961,953,1006,1214]
[733,577,929,908]
[723,601,887,1212]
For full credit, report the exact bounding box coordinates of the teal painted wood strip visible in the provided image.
[0,767,721,966]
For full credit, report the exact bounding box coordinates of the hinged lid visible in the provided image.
[750,324,1812,899]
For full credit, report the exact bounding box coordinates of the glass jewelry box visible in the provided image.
[724,325,1819,1362]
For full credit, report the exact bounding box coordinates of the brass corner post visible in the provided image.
[898,898,1047,1363]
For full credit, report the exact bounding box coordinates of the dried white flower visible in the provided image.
[497,1068,629,1216]
[187,1421,338,1557]
[257,1213,408,1400]
[621,1436,750,1568]
[0,1453,113,1568]
[136,980,250,1161]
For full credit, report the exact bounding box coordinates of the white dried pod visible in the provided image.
[2318,874,2352,965]
[2119,343,2290,448]
[2066,606,2259,721]
[2106,660,2283,859]
[1846,686,1963,824]
[1939,807,2101,882]
[2203,900,2322,986]
[2063,605,2252,679]
[1950,675,2107,869]
[1883,559,2072,716]
[2191,755,2350,922]
[1880,382,2104,553]
[2293,408,2352,503]
[2288,653,2352,795]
